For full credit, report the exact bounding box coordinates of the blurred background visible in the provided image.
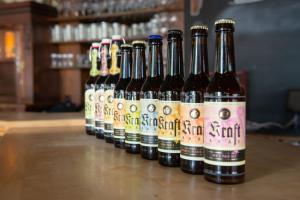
[0,0,299,137]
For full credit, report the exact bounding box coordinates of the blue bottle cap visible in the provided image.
[148,35,162,40]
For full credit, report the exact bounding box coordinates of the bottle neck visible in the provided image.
[167,38,184,77]
[90,48,100,77]
[110,40,122,75]
[149,43,164,78]
[132,48,146,79]
[120,50,132,79]
[191,35,209,75]
[100,44,109,76]
[214,31,236,74]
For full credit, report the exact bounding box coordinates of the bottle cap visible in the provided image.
[121,44,133,49]
[91,42,100,48]
[215,18,235,25]
[101,39,111,44]
[132,40,146,47]
[167,29,183,41]
[148,35,162,40]
[190,25,208,31]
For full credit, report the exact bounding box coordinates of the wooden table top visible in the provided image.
[0,126,299,200]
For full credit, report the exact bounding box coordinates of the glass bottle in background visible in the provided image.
[180,25,210,174]
[85,42,101,135]
[125,41,147,154]
[158,30,184,167]
[204,19,246,184]
[104,35,124,143]
[140,35,164,160]
[95,39,111,139]
[114,44,133,148]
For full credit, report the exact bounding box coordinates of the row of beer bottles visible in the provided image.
[85,19,245,184]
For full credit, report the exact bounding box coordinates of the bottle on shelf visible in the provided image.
[158,30,184,167]
[113,44,133,148]
[180,25,210,174]
[104,35,124,143]
[85,42,101,135]
[95,39,111,139]
[140,35,164,160]
[125,41,147,154]
[204,19,246,184]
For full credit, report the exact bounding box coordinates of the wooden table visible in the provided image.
[0,125,299,200]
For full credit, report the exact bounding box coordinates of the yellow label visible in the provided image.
[104,89,114,123]
[180,102,204,145]
[125,100,141,134]
[113,98,126,129]
[85,88,95,119]
[109,44,120,75]
[158,101,181,143]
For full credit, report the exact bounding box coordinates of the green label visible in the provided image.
[125,100,140,134]
[90,48,100,76]
[85,88,95,119]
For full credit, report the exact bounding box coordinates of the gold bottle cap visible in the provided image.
[132,40,146,46]
[190,25,208,31]
[215,18,235,25]
[121,44,132,48]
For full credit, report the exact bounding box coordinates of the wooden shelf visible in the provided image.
[50,67,89,70]
[47,6,182,23]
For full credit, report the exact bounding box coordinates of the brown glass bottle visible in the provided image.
[95,39,111,139]
[204,19,246,184]
[114,44,132,149]
[125,41,146,154]
[85,42,101,135]
[140,35,164,160]
[180,25,210,174]
[104,35,124,143]
[158,30,184,167]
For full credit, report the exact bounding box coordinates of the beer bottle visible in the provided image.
[114,44,132,148]
[140,35,164,160]
[204,19,246,184]
[158,30,184,167]
[104,35,124,143]
[125,41,146,154]
[95,39,111,139]
[180,25,210,174]
[85,42,100,135]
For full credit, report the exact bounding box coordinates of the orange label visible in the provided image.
[158,101,180,142]
[113,98,126,129]
[180,103,204,146]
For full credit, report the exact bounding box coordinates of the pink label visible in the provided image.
[204,102,246,150]
[95,89,105,121]
[100,47,108,76]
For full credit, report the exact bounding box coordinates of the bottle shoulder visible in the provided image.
[141,77,163,92]
[183,74,210,92]
[160,75,184,92]
[206,72,244,96]
[126,78,146,92]
[95,75,108,84]
[115,78,131,91]
[104,74,120,84]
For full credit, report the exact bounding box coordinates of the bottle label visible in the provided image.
[125,100,141,144]
[109,44,120,75]
[95,87,105,130]
[100,47,108,76]
[90,49,100,76]
[113,98,126,139]
[204,101,246,166]
[85,86,95,127]
[140,98,159,147]
[104,89,114,133]
[180,102,204,161]
[158,101,180,153]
